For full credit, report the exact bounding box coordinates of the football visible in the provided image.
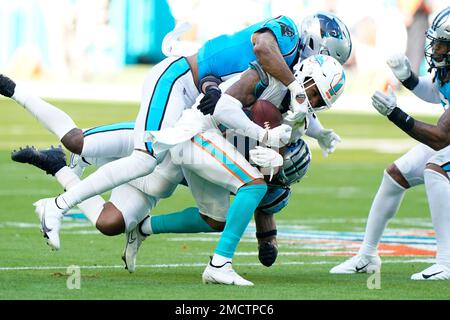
[250,99,283,130]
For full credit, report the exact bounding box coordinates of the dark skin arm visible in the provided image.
[225,68,260,106]
[406,108,450,151]
[252,31,296,86]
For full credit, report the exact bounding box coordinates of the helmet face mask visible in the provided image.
[425,7,450,70]
[293,54,346,114]
[302,77,328,113]
[299,12,352,65]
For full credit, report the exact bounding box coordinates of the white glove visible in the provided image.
[249,146,283,181]
[317,129,342,157]
[386,53,411,81]
[371,85,397,116]
[265,124,292,148]
[287,80,309,122]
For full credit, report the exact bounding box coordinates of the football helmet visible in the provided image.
[294,54,346,113]
[425,7,450,69]
[299,12,352,65]
[275,138,311,186]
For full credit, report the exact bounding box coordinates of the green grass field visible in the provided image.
[0,97,449,300]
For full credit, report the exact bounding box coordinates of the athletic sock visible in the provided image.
[359,170,406,256]
[55,166,104,225]
[214,184,267,259]
[12,84,77,140]
[211,253,231,266]
[80,125,134,159]
[56,151,157,210]
[146,207,216,235]
[424,169,450,267]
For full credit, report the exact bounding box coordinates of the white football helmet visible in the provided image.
[293,54,346,113]
[425,7,450,69]
[299,12,352,65]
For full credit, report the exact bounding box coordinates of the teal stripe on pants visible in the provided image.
[83,122,135,137]
[144,57,191,152]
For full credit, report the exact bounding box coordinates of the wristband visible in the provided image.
[401,72,419,90]
[387,107,415,132]
[256,229,277,239]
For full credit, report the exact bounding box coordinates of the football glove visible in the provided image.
[387,53,411,81]
[317,129,342,157]
[286,80,309,122]
[250,146,283,181]
[197,86,221,115]
[372,86,397,116]
[264,124,292,148]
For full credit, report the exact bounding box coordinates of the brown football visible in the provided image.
[250,99,283,130]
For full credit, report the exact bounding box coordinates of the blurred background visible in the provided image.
[0,0,448,108]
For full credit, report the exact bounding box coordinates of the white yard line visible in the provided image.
[0,258,435,272]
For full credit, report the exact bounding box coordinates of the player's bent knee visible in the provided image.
[386,163,410,189]
[61,128,84,155]
[244,178,266,187]
[95,202,126,236]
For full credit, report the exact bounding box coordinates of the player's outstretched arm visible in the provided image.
[372,88,450,150]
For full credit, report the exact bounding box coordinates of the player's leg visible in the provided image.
[331,144,436,274]
[412,146,450,280]
[139,169,228,236]
[124,155,233,273]
[34,57,198,248]
[0,74,78,144]
[176,130,267,285]
[0,73,137,160]
[255,186,292,267]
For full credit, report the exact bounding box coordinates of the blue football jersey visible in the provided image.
[438,80,450,109]
[197,15,299,81]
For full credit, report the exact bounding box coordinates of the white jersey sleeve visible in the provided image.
[258,73,288,107]
[411,74,441,104]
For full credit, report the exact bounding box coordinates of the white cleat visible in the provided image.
[411,264,450,280]
[202,260,254,286]
[34,198,65,251]
[122,225,147,273]
[330,254,381,274]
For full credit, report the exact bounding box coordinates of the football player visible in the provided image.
[32,15,304,232]
[330,7,450,279]
[13,54,346,285]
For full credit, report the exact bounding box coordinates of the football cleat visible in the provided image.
[11,145,66,176]
[34,197,65,251]
[330,254,381,274]
[122,221,148,273]
[0,74,16,98]
[202,259,254,286]
[411,264,450,280]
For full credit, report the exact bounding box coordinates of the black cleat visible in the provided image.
[258,241,278,267]
[0,74,16,98]
[11,145,67,176]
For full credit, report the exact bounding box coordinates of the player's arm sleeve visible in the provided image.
[410,75,441,104]
[305,113,323,139]
[213,93,266,141]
